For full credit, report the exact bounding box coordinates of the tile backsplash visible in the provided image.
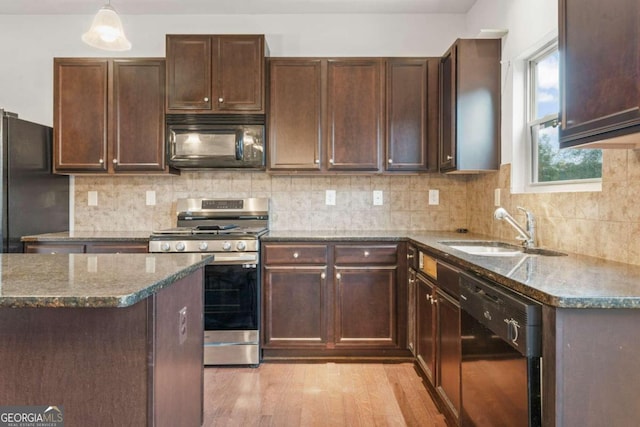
[73,148,640,265]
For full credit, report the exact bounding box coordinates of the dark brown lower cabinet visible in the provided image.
[416,273,436,383]
[435,288,461,423]
[261,241,408,358]
[334,266,397,347]
[24,240,148,253]
[262,266,328,348]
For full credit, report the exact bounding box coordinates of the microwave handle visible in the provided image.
[235,130,243,160]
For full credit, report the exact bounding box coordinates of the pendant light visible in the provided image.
[81,1,131,51]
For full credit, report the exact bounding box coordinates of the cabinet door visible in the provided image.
[262,266,328,348]
[559,0,640,147]
[439,49,456,171]
[54,58,108,172]
[416,274,436,384]
[386,58,438,172]
[213,35,265,112]
[327,59,383,171]
[436,288,461,423]
[166,35,212,111]
[112,59,166,172]
[268,59,323,170]
[334,266,397,348]
[24,243,85,254]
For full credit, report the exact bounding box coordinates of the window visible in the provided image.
[527,43,602,186]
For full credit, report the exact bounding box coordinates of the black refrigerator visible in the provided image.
[0,109,69,253]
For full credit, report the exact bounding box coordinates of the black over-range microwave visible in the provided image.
[166,114,265,170]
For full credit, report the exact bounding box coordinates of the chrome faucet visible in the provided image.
[494,206,536,249]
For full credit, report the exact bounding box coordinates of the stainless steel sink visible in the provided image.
[439,240,567,257]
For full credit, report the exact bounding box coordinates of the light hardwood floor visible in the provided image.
[203,362,448,426]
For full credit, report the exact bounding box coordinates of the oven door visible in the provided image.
[203,262,258,331]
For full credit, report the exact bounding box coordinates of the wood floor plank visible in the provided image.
[203,362,445,426]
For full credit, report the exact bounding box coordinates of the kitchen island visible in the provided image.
[0,253,209,426]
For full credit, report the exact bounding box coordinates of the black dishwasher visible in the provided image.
[459,272,542,427]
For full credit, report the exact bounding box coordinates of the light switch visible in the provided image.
[326,190,336,206]
[428,189,439,205]
[88,191,98,206]
[146,190,156,206]
[373,190,383,206]
[494,188,501,207]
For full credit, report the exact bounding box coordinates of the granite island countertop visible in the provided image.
[0,253,211,308]
[263,230,640,309]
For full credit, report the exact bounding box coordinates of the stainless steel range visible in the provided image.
[149,198,269,366]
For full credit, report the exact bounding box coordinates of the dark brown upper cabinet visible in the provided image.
[386,58,439,172]
[327,58,383,172]
[53,58,170,175]
[559,0,640,148]
[267,58,323,171]
[166,34,267,114]
[439,39,501,173]
[268,58,384,173]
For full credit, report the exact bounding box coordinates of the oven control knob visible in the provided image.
[199,242,209,251]
[222,241,232,251]
[175,242,186,252]
[236,241,247,251]
[160,242,171,252]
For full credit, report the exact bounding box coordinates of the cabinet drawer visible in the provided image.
[263,244,328,265]
[335,244,398,265]
[437,261,459,298]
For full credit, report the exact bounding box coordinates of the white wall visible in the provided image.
[0,13,467,126]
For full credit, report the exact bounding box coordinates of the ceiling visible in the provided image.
[0,0,478,15]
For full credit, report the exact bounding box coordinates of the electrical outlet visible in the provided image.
[494,188,501,207]
[325,189,336,206]
[373,190,383,206]
[146,190,156,206]
[428,189,439,205]
[178,307,188,345]
[88,191,98,206]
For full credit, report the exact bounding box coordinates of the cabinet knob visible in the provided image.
[204,97,209,102]
[336,273,341,280]
[218,97,224,103]
[388,159,393,164]
[446,155,453,160]
[329,159,334,164]
[363,250,370,257]
[98,158,104,164]
[293,252,299,259]
[315,159,320,164]
[321,272,326,279]
[112,159,118,164]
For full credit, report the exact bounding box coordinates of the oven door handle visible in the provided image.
[211,253,258,264]
[235,130,244,160]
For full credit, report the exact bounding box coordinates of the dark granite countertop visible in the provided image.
[21,231,152,242]
[263,230,640,309]
[0,253,211,308]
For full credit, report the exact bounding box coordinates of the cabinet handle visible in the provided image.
[321,272,326,279]
[218,97,224,103]
[363,250,370,257]
[336,273,341,280]
[408,254,414,259]
[98,158,104,164]
[204,97,209,102]
[292,252,299,259]
[446,155,453,160]
[388,159,393,164]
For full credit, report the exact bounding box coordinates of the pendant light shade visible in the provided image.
[82,2,131,51]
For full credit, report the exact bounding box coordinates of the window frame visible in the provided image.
[520,40,601,193]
